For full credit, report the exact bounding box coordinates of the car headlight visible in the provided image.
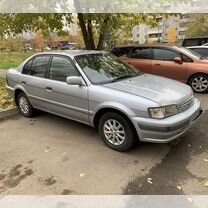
[148,105,179,119]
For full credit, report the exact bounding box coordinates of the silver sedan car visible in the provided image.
[6,51,203,151]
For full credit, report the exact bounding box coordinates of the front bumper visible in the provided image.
[132,98,203,143]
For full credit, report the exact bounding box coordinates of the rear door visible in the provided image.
[44,55,89,124]
[21,55,51,109]
[121,47,152,74]
[152,47,187,82]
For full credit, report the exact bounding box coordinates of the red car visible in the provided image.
[112,45,208,93]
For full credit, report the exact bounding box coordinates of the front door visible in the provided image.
[44,55,89,124]
[152,48,187,82]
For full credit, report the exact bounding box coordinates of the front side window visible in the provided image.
[75,53,140,85]
[30,56,51,78]
[153,48,179,61]
[130,47,151,59]
[49,56,79,82]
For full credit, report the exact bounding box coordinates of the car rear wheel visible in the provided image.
[17,92,35,118]
[189,74,208,93]
[98,112,136,152]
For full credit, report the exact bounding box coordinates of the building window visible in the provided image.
[149,33,162,38]
[179,31,187,36]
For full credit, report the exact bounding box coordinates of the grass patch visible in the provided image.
[0,52,34,69]
[0,77,15,111]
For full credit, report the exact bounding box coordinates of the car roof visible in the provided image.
[34,50,107,58]
[188,46,208,49]
[113,45,178,49]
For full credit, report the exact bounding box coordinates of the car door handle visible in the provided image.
[155,64,161,66]
[21,81,26,85]
[46,87,53,92]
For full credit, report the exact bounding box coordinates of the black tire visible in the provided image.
[17,92,35,118]
[98,112,137,152]
[189,74,208,93]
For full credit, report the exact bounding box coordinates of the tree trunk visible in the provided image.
[87,19,96,50]
[96,17,110,50]
[97,33,105,50]
[77,13,91,49]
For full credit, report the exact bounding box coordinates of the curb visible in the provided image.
[0,107,19,120]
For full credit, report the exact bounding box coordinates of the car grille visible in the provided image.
[178,98,194,112]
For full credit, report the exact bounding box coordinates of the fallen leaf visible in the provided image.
[80,173,86,178]
[203,159,208,162]
[147,178,153,184]
[44,147,50,153]
[187,197,193,202]
[177,185,182,191]
[204,181,208,188]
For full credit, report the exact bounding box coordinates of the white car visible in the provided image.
[188,46,208,59]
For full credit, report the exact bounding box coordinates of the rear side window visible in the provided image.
[153,48,179,61]
[30,56,51,78]
[111,47,131,57]
[191,48,208,57]
[22,59,33,75]
[49,56,79,82]
[130,47,151,59]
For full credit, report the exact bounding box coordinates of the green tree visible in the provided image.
[0,0,189,50]
[187,14,208,37]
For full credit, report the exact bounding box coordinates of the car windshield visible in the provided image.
[75,53,140,84]
[177,46,202,60]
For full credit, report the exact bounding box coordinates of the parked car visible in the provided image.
[188,46,208,59]
[112,45,208,93]
[6,51,202,151]
[182,37,208,47]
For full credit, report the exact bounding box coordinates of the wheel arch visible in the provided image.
[92,107,138,140]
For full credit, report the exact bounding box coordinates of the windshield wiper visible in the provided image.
[112,74,138,82]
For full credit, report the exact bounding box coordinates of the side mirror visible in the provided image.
[66,76,85,86]
[174,57,183,64]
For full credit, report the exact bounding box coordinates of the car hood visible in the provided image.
[104,74,193,105]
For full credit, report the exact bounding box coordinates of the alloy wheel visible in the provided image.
[103,119,126,146]
[191,76,208,92]
[19,96,29,114]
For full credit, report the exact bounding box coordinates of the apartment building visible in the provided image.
[132,14,194,44]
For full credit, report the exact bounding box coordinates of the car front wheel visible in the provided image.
[98,112,136,152]
[190,74,208,93]
[17,92,35,118]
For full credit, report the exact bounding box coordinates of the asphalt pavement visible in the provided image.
[0,94,207,195]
